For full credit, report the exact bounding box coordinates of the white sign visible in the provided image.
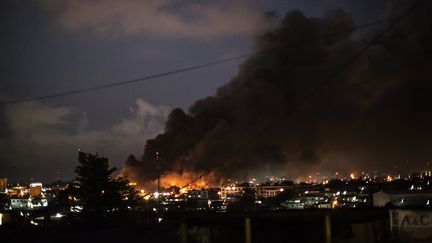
[391,209,432,228]
[390,209,432,241]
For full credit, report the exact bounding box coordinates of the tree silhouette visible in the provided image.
[73,151,139,217]
[238,187,256,211]
[0,193,8,210]
[274,189,297,203]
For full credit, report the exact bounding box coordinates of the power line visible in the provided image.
[2,17,399,105]
[189,0,421,184]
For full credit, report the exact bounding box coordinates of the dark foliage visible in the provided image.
[71,151,140,218]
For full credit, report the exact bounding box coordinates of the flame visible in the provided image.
[160,170,217,190]
[124,168,220,193]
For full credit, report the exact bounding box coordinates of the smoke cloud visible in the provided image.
[38,0,269,39]
[125,5,432,184]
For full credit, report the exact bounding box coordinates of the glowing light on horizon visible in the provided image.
[332,200,338,208]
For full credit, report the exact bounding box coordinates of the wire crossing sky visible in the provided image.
[1,17,398,106]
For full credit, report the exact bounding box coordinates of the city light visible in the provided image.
[2,164,432,226]
[332,200,338,208]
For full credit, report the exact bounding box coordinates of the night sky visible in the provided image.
[0,0,428,183]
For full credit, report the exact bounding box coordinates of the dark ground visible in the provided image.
[1,208,426,243]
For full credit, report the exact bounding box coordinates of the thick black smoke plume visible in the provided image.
[124,5,432,183]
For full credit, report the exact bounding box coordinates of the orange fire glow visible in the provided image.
[124,168,221,193]
[160,170,218,190]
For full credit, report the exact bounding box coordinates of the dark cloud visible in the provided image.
[124,4,432,183]
[0,99,168,182]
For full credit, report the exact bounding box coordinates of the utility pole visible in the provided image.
[156,151,161,198]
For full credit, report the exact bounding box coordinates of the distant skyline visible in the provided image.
[1,1,427,183]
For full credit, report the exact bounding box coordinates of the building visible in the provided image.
[10,198,48,210]
[373,190,432,207]
[299,192,330,208]
[6,186,27,197]
[0,178,7,192]
[220,186,244,201]
[29,182,43,198]
[255,186,288,198]
[281,199,305,209]
[10,198,30,209]
[188,189,209,199]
